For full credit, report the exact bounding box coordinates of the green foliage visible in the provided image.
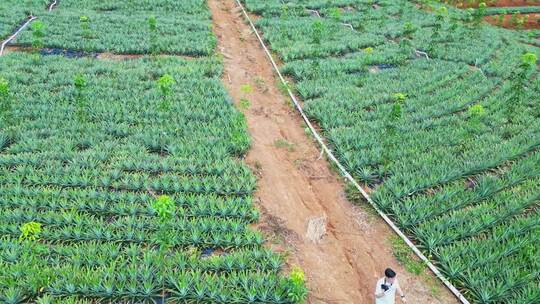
[79,16,89,24]
[14,0,217,56]
[0,1,47,38]
[403,21,416,37]
[311,20,324,44]
[0,77,10,122]
[389,93,406,121]
[389,236,425,275]
[436,6,448,16]
[30,20,45,49]
[508,53,538,121]
[151,195,176,223]
[148,15,157,32]
[468,104,485,118]
[0,78,9,98]
[79,15,93,39]
[240,84,253,94]
[467,104,486,135]
[148,15,158,54]
[73,74,87,120]
[327,7,342,20]
[287,266,308,303]
[431,6,449,48]
[19,222,42,242]
[0,53,281,302]
[274,138,296,152]
[497,14,505,26]
[73,74,86,91]
[521,52,538,67]
[0,77,11,120]
[389,102,403,121]
[239,97,251,110]
[157,74,175,110]
[509,11,520,28]
[393,92,407,103]
[157,74,175,97]
[482,5,540,18]
[474,2,487,25]
[400,21,416,55]
[151,194,176,301]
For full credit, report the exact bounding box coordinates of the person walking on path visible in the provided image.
[375,268,407,304]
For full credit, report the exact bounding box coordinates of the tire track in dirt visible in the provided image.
[208,0,459,303]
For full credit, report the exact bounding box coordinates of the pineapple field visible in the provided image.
[0,1,302,303]
[0,0,539,303]
[244,0,540,303]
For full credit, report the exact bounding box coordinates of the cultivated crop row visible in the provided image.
[0,0,306,302]
[2,0,216,55]
[0,51,307,303]
[244,0,540,302]
[0,0,45,39]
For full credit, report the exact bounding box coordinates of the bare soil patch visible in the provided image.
[457,0,540,8]
[208,0,460,303]
[485,13,540,29]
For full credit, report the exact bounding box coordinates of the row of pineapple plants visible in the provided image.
[0,0,308,301]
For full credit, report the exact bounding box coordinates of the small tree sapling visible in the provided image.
[0,78,11,125]
[73,74,87,120]
[473,2,487,26]
[509,12,520,28]
[381,93,406,173]
[31,20,45,50]
[18,221,50,299]
[151,195,176,301]
[148,16,158,55]
[429,7,448,53]
[19,221,42,242]
[80,16,93,39]
[497,14,505,27]
[508,53,537,122]
[287,266,309,303]
[312,20,324,44]
[239,84,253,110]
[157,74,175,111]
[467,104,486,136]
[0,78,8,98]
[400,22,416,56]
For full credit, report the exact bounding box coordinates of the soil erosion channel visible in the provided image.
[209,0,459,303]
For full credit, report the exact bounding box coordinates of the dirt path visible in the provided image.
[208,1,459,303]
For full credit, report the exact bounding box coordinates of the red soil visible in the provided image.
[448,0,540,29]
[485,13,540,29]
[455,0,540,8]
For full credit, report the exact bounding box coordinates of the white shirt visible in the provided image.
[375,277,400,304]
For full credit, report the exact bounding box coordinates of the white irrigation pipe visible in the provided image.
[0,0,56,56]
[305,9,357,32]
[308,8,431,59]
[341,23,356,32]
[415,49,430,59]
[0,16,38,56]
[49,0,57,11]
[233,1,470,303]
[306,9,321,17]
